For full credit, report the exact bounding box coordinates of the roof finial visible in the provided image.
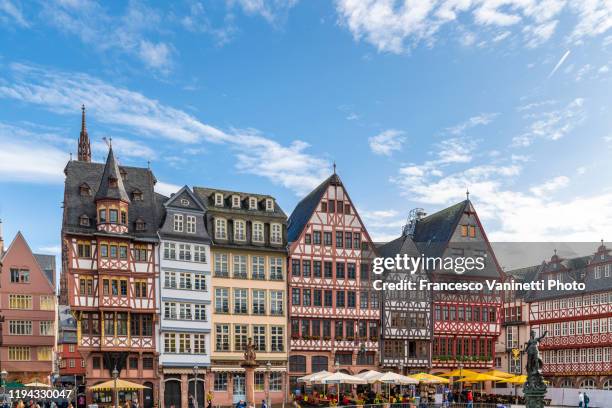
[147,160,150,169]
[333,161,336,175]
[109,137,113,148]
[77,104,91,162]
[81,104,86,132]
[554,248,557,255]
[466,187,470,201]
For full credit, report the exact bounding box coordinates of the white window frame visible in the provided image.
[271,223,282,244]
[214,193,224,206]
[234,219,246,241]
[249,197,257,210]
[265,198,274,211]
[173,214,184,232]
[186,215,196,234]
[232,195,241,208]
[252,221,264,243]
[215,218,227,239]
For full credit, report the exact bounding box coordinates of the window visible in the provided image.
[290,355,307,372]
[270,257,283,280]
[324,232,332,246]
[345,204,351,214]
[214,373,228,391]
[133,245,147,261]
[40,321,54,336]
[164,242,176,260]
[186,215,196,233]
[271,223,282,244]
[595,266,601,279]
[119,245,128,259]
[347,291,356,308]
[9,294,32,309]
[324,262,333,278]
[252,256,265,279]
[292,288,300,306]
[345,232,353,249]
[271,291,283,315]
[10,268,29,283]
[194,245,207,263]
[215,288,229,313]
[270,372,282,391]
[216,325,230,351]
[78,242,91,258]
[266,198,274,211]
[321,201,327,212]
[9,320,32,335]
[37,346,53,361]
[9,346,30,361]
[215,218,227,239]
[336,231,343,248]
[328,200,335,213]
[164,333,176,353]
[314,289,322,306]
[234,324,248,350]
[292,259,301,277]
[347,263,356,279]
[313,261,321,278]
[109,209,118,223]
[178,333,192,353]
[233,255,247,278]
[234,288,248,314]
[194,304,207,321]
[179,244,191,261]
[234,220,246,241]
[252,222,264,243]
[194,334,206,354]
[305,233,312,244]
[271,326,284,351]
[324,290,333,307]
[336,291,345,307]
[303,260,311,278]
[165,271,177,289]
[99,209,107,223]
[461,225,468,237]
[469,225,476,237]
[253,325,266,351]
[313,231,321,245]
[194,274,206,291]
[253,290,266,315]
[255,372,265,391]
[214,253,229,277]
[249,197,258,210]
[353,233,361,249]
[164,302,177,319]
[133,190,143,201]
[79,214,90,226]
[303,289,311,306]
[232,195,241,208]
[215,193,224,206]
[336,262,345,279]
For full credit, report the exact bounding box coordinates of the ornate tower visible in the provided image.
[95,146,130,234]
[78,104,91,162]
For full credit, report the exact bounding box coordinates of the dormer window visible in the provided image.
[132,190,143,201]
[181,198,190,206]
[79,183,91,196]
[79,214,90,226]
[249,197,257,210]
[109,177,118,188]
[174,214,184,232]
[265,199,274,212]
[120,168,128,181]
[135,218,146,231]
[214,193,223,207]
[232,195,241,208]
[234,220,246,241]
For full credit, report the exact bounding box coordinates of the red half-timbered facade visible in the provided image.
[286,173,379,386]
[525,245,612,390]
[61,114,164,408]
[412,200,503,372]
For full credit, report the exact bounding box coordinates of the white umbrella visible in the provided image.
[321,372,367,385]
[297,370,333,384]
[377,372,419,385]
[356,370,384,384]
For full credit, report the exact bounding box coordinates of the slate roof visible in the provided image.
[63,159,166,240]
[159,186,211,243]
[94,147,130,202]
[193,186,287,219]
[58,305,78,344]
[287,173,341,243]
[34,253,56,287]
[412,200,468,257]
[377,233,420,259]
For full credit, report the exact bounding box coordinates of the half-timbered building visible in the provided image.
[521,245,612,390]
[61,112,164,407]
[286,172,379,389]
[158,186,212,408]
[412,199,503,372]
[377,226,432,373]
[193,187,288,406]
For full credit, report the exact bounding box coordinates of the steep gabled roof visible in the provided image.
[34,253,56,287]
[377,233,420,259]
[95,147,130,202]
[287,173,341,243]
[164,185,206,211]
[412,200,468,257]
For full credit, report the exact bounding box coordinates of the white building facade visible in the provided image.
[157,186,212,408]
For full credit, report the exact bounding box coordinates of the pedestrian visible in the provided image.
[188,395,195,408]
[578,391,584,407]
[261,399,268,408]
[235,400,246,408]
[206,391,213,408]
[584,392,590,408]
[466,389,473,408]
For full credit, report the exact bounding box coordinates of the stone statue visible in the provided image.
[524,329,548,408]
[244,337,257,363]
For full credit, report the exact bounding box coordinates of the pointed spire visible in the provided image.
[95,146,130,203]
[78,104,91,162]
[466,187,470,201]
[333,161,337,175]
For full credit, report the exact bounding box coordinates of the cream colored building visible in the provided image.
[193,187,288,406]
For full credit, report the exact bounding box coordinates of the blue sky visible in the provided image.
[1,0,612,267]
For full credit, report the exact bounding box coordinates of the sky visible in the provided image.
[0,0,612,270]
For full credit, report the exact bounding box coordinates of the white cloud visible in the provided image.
[229,0,299,24]
[446,112,499,135]
[529,175,570,196]
[548,49,571,78]
[138,41,172,70]
[0,63,329,195]
[335,0,610,53]
[155,181,182,196]
[368,129,406,156]
[92,137,156,160]
[0,0,29,27]
[599,65,610,74]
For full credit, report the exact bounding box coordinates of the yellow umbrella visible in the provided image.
[497,375,527,384]
[25,382,50,388]
[483,370,515,379]
[438,369,480,378]
[89,379,150,391]
[457,373,503,383]
[408,373,450,384]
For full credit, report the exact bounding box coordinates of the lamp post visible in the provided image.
[193,366,199,408]
[265,361,271,408]
[55,355,62,386]
[112,367,119,408]
[1,370,7,396]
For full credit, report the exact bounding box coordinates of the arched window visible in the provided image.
[580,378,596,389]
[312,355,329,373]
[603,379,612,391]
[289,355,306,373]
[559,378,573,388]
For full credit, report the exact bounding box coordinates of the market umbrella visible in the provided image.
[321,372,367,385]
[483,370,515,379]
[408,373,449,384]
[377,372,419,385]
[355,370,384,384]
[496,375,527,384]
[89,379,149,391]
[24,382,50,388]
[297,370,333,384]
[438,368,480,378]
[456,373,503,383]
